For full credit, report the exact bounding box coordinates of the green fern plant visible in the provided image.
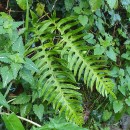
[25,16,116,125]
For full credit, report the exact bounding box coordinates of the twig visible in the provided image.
[6,0,9,10]
[52,0,58,11]
[0,112,41,127]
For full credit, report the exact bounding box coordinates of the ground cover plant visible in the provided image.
[0,0,130,130]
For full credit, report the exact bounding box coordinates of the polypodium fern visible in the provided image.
[56,17,116,98]
[25,42,83,124]
[25,16,115,125]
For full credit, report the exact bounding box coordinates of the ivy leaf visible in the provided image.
[125,97,130,106]
[0,66,14,88]
[20,103,32,117]
[118,85,126,96]
[94,45,105,55]
[12,36,25,55]
[78,15,88,26]
[2,113,25,130]
[102,110,112,122]
[11,63,22,79]
[24,58,39,72]
[12,93,31,104]
[89,0,102,12]
[106,48,117,61]
[64,0,75,11]
[113,100,123,113]
[73,6,82,14]
[106,0,117,9]
[33,104,44,121]
[83,33,96,45]
[0,92,10,109]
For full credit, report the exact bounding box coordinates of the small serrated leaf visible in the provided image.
[12,93,31,104]
[12,36,25,55]
[0,92,10,109]
[8,53,24,63]
[0,66,14,88]
[24,58,39,72]
[20,68,35,85]
[11,63,22,79]
[33,104,44,121]
[0,53,11,63]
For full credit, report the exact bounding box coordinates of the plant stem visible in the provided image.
[0,112,41,127]
[4,82,12,98]
[25,0,29,42]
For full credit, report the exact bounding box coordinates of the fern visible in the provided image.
[25,16,115,125]
[26,43,83,124]
[56,17,116,98]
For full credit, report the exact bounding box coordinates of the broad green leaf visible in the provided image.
[0,26,6,34]
[0,66,14,88]
[12,36,25,55]
[106,48,117,61]
[102,110,112,121]
[24,58,39,72]
[33,104,44,121]
[64,0,75,11]
[20,103,32,117]
[3,21,12,29]
[15,0,27,10]
[11,63,22,79]
[0,12,13,21]
[2,113,25,130]
[106,0,117,9]
[0,92,10,109]
[78,15,88,26]
[89,0,102,12]
[125,96,130,106]
[113,100,123,113]
[12,93,31,104]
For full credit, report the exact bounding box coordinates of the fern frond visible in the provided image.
[56,17,116,98]
[25,16,116,125]
[26,40,84,124]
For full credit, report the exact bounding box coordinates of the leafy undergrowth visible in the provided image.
[0,0,130,130]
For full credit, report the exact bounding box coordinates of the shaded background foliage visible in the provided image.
[0,0,130,130]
